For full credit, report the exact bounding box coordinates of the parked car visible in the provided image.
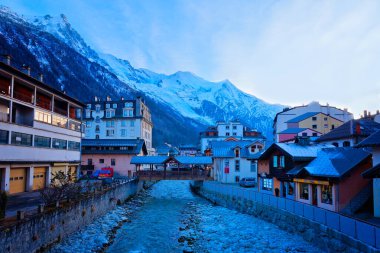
[239,177,256,188]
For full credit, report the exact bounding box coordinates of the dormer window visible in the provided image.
[106,110,115,118]
[123,108,133,117]
[113,103,117,109]
[87,104,91,109]
[106,104,110,109]
[95,105,100,113]
[125,102,133,108]
[235,148,240,158]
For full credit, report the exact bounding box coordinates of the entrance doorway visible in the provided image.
[312,185,318,206]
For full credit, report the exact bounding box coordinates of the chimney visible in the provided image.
[106,95,111,101]
[22,65,31,75]
[94,96,98,102]
[364,110,368,118]
[121,96,124,101]
[377,110,379,115]
[39,73,43,82]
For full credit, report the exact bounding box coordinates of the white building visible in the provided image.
[83,96,154,154]
[210,140,264,184]
[273,101,353,142]
[200,120,265,153]
[0,61,84,194]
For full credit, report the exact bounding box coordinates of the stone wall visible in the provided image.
[0,179,143,253]
[194,182,380,253]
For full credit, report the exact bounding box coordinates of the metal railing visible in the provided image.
[203,182,380,249]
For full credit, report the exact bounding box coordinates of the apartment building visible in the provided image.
[273,101,353,142]
[0,61,84,194]
[83,96,153,154]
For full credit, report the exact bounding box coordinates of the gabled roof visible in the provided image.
[317,119,380,142]
[290,148,371,178]
[362,163,380,178]
[260,142,333,161]
[356,130,380,147]
[286,112,320,123]
[210,140,264,159]
[279,128,308,134]
[130,156,212,165]
[156,144,180,155]
[81,139,147,155]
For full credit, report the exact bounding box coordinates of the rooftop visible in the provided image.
[356,130,380,147]
[286,112,320,123]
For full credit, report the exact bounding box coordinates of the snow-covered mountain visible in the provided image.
[0,6,283,145]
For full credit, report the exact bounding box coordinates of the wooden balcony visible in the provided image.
[0,76,10,97]
[36,92,52,111]
[136,170,212,181]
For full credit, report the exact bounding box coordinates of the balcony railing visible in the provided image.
[68,120,81,132]
[13,90,34,104]
[0,112,9,122]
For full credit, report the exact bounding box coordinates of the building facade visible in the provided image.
[81,139,147,178]
[0,61,84,194]
[200,120,265,153]
[83,96,154,154]
[210,140,264,184]
[273,101,353,142]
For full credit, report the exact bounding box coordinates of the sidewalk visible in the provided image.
[5,191,43,217]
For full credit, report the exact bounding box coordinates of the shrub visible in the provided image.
[0,191,8,219]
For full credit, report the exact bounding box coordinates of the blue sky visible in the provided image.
[2,0,380,116]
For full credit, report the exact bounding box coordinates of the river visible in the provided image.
[49,181,321,253]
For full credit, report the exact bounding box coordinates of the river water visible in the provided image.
[49,181,321,253]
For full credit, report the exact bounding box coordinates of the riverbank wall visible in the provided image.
[0,179,143,253]
[192,181,380,253]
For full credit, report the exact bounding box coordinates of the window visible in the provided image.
[34,135,51,148]
[96,135,99,139]
[99,159,104,164]
[263,178,273,191]
[250,161,257,172]
[226,132,230,136]
[235,176,240,182]
[106,104,110,109]
[324,124,328,128]
[106,110,115,118]
[300,183,309,200]
[69,120,81,132]
[52,138,67,149]
[130,121,134,127]
[68,141,80,151]
[331,125,335,130]
[95,105,100,113]
[226,126,230,130]
[312,116,317,121]
[233,126,237,130]
[121,129,126,136]
[106,129,115,136]
[343,141,351,147]
[35,110,52,124]
[287,182,294,195]
[302,133,307,137]
[86,121,92,128]
[95,116,100,123]
[324,117,328,121]
[125,102,133,108]
[235,160,240,172]
[121,120,127,127]
[235,149,240,158]
[321,185,333,204]
[280,156,285,167]
[87,104,91,109]
[52,115,67,128]
[111,159,116,166]
[88,159,92,165]
[312,125,317,129]
[273,155,278,167]
[232,132,237,136]
[106,121,115,127]
[312,133,318,137]
[113,103,117,109]
[11,132,32,146]
[123,109,133,117]
[85,109,91,118]
[0,130,9,144]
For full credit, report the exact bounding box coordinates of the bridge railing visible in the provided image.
[136,170,212,180]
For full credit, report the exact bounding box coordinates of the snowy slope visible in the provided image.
[0,6,283,142]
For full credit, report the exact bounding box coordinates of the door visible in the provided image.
[33,167,46,190]
[68,166,77,181]
[9,168,26,194]
[312,184,318,206]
